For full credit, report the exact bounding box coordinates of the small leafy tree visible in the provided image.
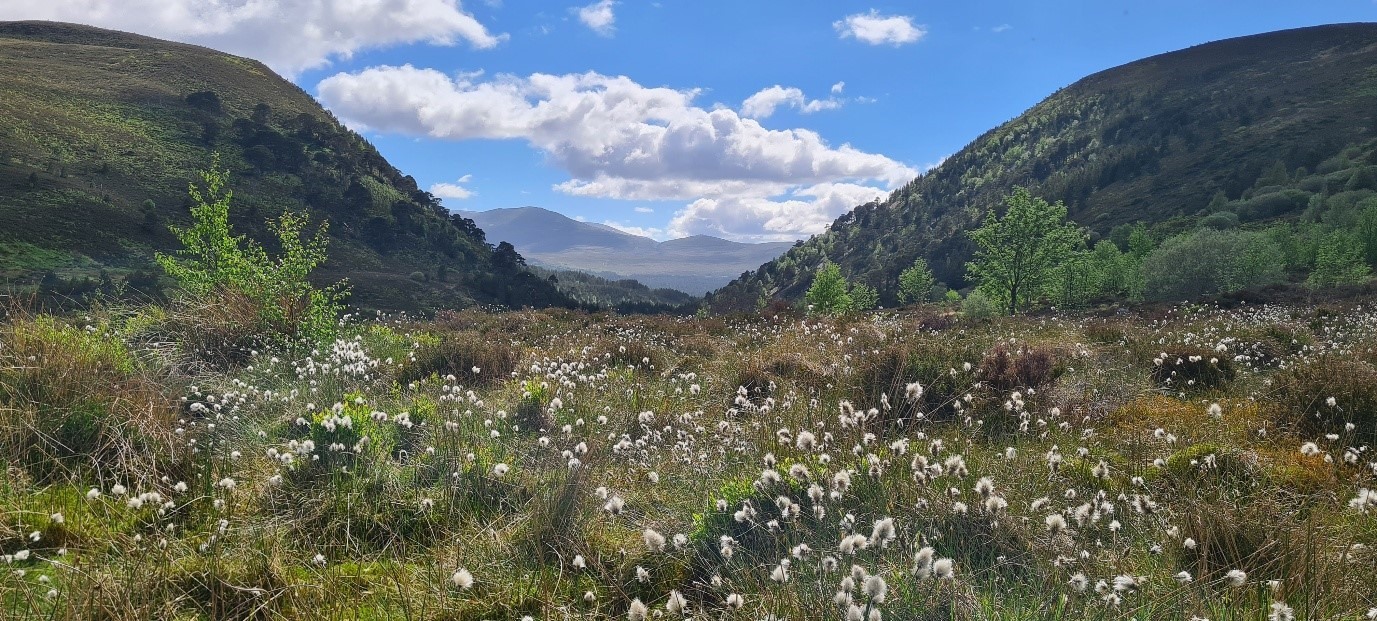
[805,261,852,314]
[897,258,935,304]
[156,154,346,342]
[966,188,1085,315]
[849,283,879,312]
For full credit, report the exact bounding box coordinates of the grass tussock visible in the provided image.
[0,314,185,485]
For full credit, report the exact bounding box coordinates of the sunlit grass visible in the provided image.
[2,302,1375,619]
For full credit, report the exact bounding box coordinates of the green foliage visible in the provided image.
[1359,204,1377,267]
[849,282,879,312]
[966,188,1086,314]
[804,262,883,314]
[1142,228,1285,300]
[804,261,852,314]
[960,288,999,321]
[897,257,935,304]
[1308,230,1371,288]
[155,154,346,342]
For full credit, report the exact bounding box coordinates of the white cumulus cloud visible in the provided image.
[576,0,617,36]
[4,0,505,76]
[830,81,846,95]
[740,85,841,119]
[317,66,915,241]
[602,221,666,239]
[668,182,887,243]
[834,10,925,46]
[430,174,475,200]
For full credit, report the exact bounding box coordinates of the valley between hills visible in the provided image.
[2,18,1376,621]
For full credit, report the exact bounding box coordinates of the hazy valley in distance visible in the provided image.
[457,207,793,295]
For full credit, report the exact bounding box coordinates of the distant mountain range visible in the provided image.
[457,207,794,294]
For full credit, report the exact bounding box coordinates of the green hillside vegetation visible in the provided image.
[0,21,571,312]
[708,24,1377,313]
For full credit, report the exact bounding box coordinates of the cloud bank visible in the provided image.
[317,66,916,241]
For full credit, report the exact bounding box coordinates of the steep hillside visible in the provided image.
[461,207,793,294]
[709,23,1377,311]
[0,21,571,311]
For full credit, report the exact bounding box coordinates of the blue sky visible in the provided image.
[9,1,1377,241]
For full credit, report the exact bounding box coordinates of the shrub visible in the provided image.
[1271,355,1377,444]
[1200,211,1240,230]
[898,257,936,304]
[1308,230,1370,288]
[960,289,999,321]
[1142,228,1284,300]
[805,261,852,315]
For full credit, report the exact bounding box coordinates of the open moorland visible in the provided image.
[3,299,1375,620]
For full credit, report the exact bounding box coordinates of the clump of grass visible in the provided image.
[976,343,1063,392]
[1270,354,1377,443]
[850,337,983,426]
[1149,346,1237,391]
[0,314,184,484]
[398,331,518,386]
[162,289,280,369]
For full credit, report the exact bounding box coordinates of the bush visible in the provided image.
[1142,228,1284,300]
[1271,355,1377,444]
[960,289,999,321]
[1200,211,1240,230]
[1236,189,1309,221]
[898,258,936,304]
[805,261,851,314]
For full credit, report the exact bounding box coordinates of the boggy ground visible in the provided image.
[2,302,1375,620]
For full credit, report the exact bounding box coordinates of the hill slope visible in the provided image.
[0,21,571,311]
[708,23,1377,311]
[460,207,793,294]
